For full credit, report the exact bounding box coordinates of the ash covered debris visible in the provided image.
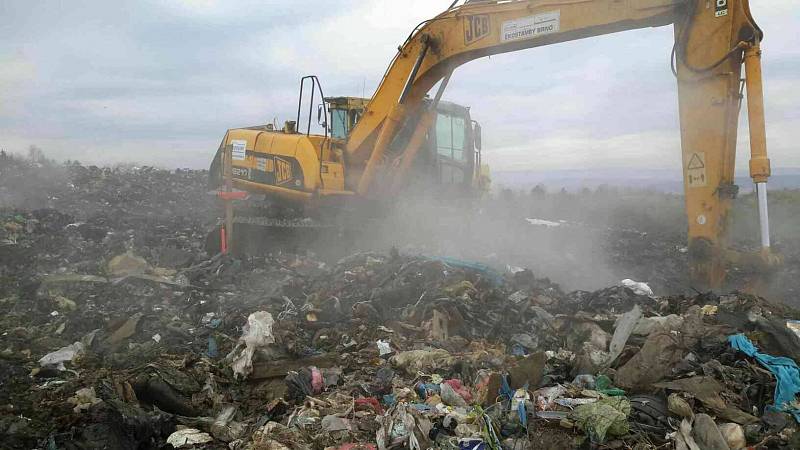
[2,158,800,449]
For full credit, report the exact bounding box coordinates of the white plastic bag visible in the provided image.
[38,342,84,371]
[166,428,213,447]
[226,311,275,379]
[620,279,654,297]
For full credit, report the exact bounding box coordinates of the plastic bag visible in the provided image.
[226,311,275,380]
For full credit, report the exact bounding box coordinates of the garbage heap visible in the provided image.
[2,159,800,449]
[3,234,800,449]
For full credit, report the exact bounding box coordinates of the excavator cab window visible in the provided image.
[328,106,364,140]
[434,110,473,189]
[330,109,348,139]
[435,112,467,161]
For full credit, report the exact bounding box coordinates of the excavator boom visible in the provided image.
[345,0,772,288]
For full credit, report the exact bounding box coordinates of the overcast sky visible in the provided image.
[1,0,797,172]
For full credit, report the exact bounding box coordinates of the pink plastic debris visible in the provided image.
[310,366,324,394]
[443,379,473,403]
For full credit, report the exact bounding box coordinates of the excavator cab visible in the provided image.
[325,97,368,140]
[324,96,486,194]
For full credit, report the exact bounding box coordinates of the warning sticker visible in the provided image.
[501,11,560,43]
[231,140,247,161]
[686,152,707,188]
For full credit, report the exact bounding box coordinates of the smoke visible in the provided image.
[0,149,69,210]
[340,178,799,303]
[347,184,680,292]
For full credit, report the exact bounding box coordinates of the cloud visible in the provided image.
[484,129,681,171]
[0,54,35,86]
[0,52,37,115]
[0,0,797,174]
[241,1,444,86]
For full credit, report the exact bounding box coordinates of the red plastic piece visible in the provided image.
[217,191,249,201]
[354,397,383,415]
[220,226,228,254]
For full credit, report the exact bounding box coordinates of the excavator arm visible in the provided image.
[345,0,772,289]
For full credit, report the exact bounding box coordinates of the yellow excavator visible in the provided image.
[210,0,776,289]
[209,93,489,253]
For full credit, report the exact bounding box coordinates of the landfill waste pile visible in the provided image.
[3,157,800,449]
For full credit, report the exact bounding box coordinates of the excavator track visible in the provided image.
[206,198,364,258]
[232,216,332,228]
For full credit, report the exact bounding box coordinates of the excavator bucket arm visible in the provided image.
[345,0,770,289]
[674,0,766,286]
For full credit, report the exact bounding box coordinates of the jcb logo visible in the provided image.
[275,157,292,185]
[464,15,490,45]
[715,0,728,17]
